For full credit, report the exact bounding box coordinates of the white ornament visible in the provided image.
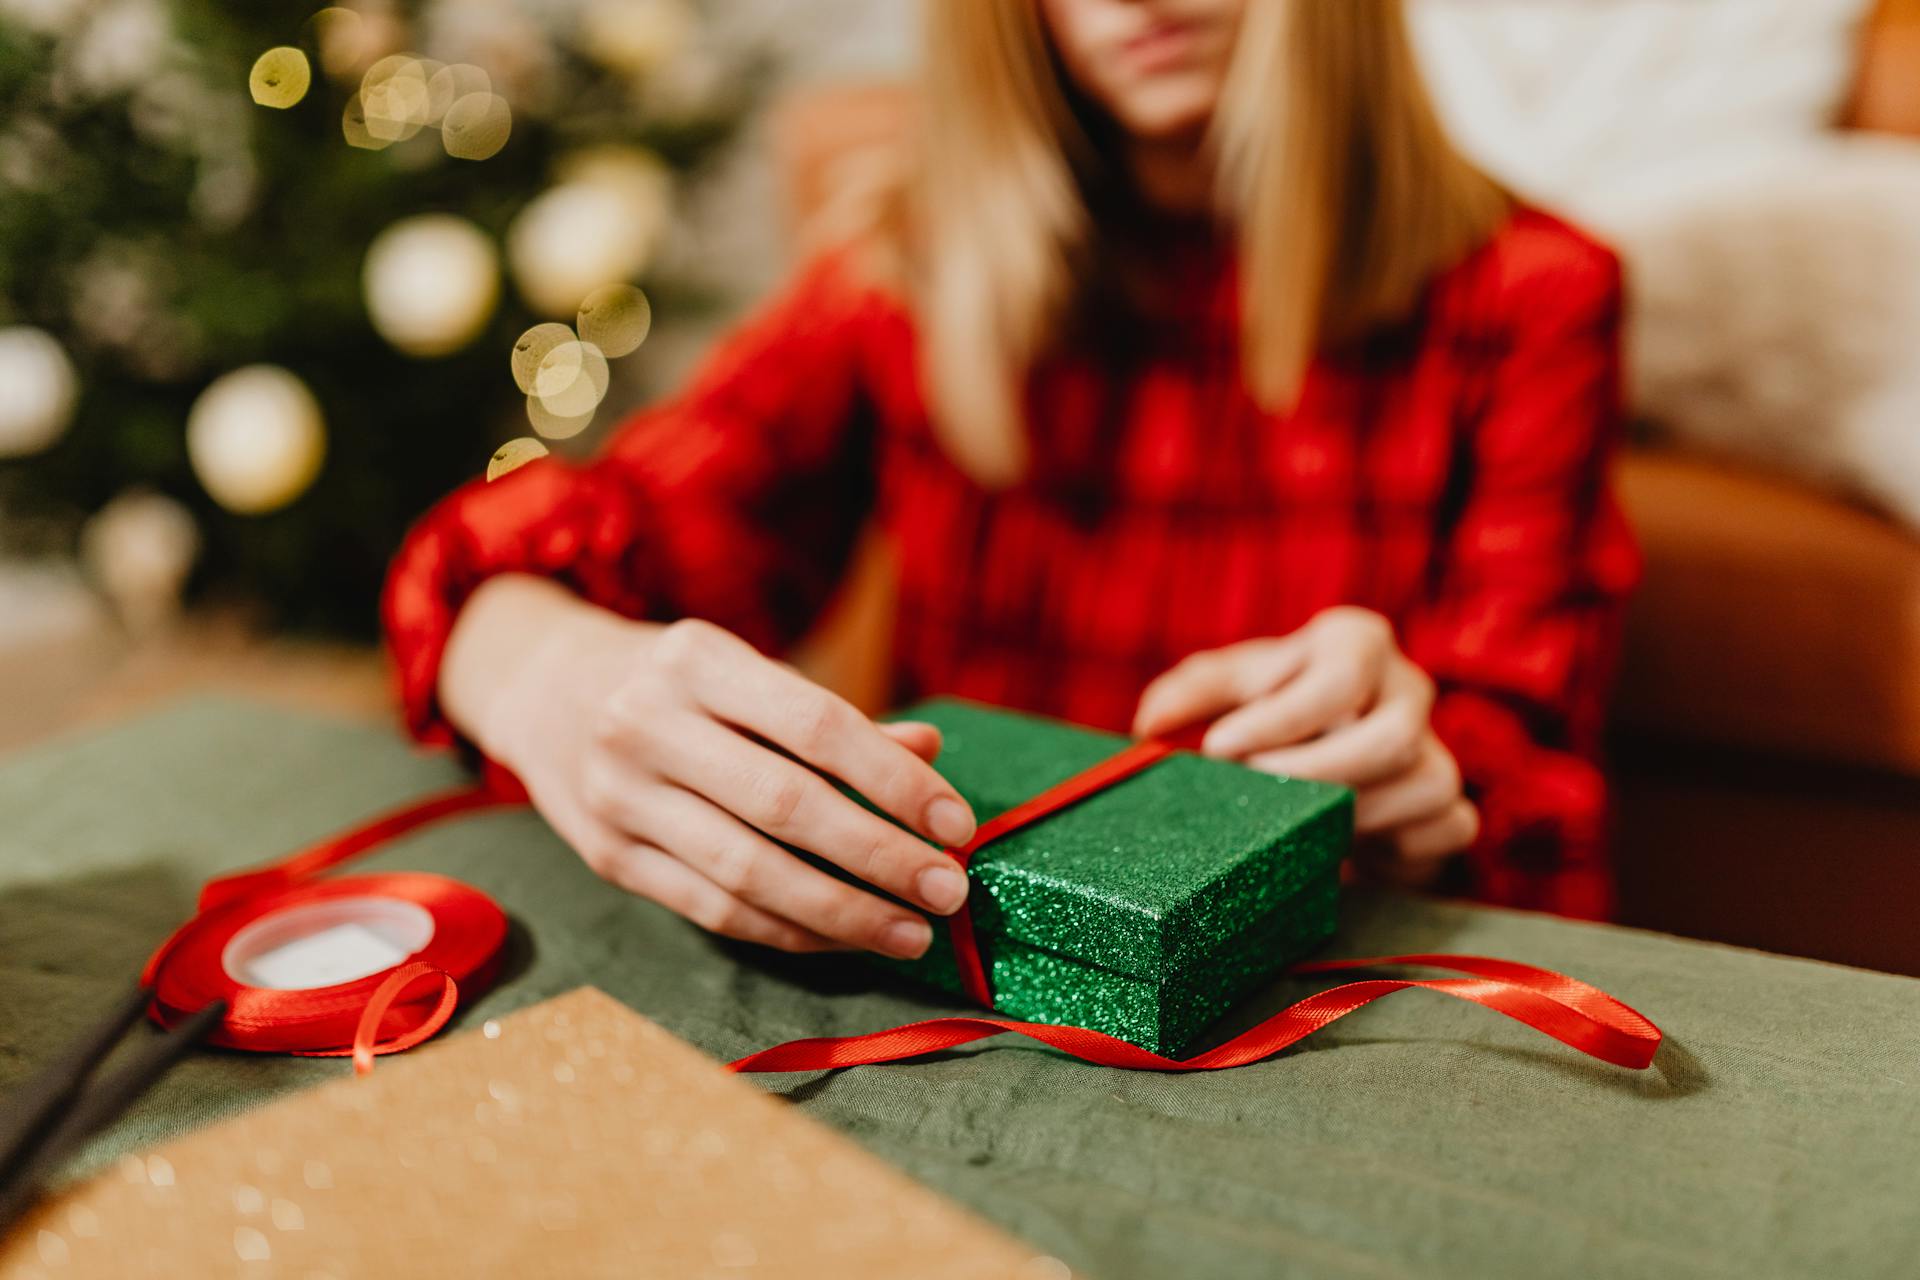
[80,489,199,634]
[186,365,327,515]
[363,214,500,357]
[0,326,79,458]
[507,149,671,316]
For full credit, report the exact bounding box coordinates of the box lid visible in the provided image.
[890,699,1352,983]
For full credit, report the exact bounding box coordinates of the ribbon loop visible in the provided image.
[351,962,461,1076]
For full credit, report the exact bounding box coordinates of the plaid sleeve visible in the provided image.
[1402,230,1642,919]
[379,253,879,749]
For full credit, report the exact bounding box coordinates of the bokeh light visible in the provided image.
[487,437,549,481]
[362,53,422,91]
[427,64,491,122]
[509,183,638,316]
[0,326,78,458]
[361,56,431,143]
[186,366,327,515]
[579,0,697,79]
[307,6,399,81]
[576,284,651,358]
[530,340,610,421]
[510,323,576,395]
[441,92,513,161]
[363,215,500,357]
[307,8,361,78]
[342,94,390,151]
[81,490,200,634]
[333,50,508,160]
[525,395,595,441]
[249,47,313,110]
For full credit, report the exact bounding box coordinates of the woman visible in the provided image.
[383,0,1638,963]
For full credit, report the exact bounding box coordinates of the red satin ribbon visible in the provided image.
[727,953,1662,1073]
[731,736,1664,1075]
[351,961,463,1076]
[143,786,517,1072]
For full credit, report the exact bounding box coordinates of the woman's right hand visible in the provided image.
[439,575,978,958]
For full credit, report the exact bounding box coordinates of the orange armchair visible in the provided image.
[1611,0,1920,976]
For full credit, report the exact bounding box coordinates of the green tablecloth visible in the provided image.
[4,698,1918,1278]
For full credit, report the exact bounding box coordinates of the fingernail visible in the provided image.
[917,863,969,915]
[925,796,975,847]
[880,918,933,959]
[1201,726,1242,757]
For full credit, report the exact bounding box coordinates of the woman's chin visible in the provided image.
[1109,81,1221,143]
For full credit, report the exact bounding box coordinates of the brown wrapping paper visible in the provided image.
[0,988,1062,1279]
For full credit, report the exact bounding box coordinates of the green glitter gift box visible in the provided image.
[862,699,1353,1056]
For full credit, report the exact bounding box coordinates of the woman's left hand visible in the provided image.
[1132,606,1478,884]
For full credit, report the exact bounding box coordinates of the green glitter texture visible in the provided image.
[859,699,1353,1056]
[890,870,1343,1054]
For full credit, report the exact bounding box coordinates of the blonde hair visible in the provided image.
[887,0,1509,486]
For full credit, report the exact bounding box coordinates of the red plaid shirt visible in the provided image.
[384,207,1640,918]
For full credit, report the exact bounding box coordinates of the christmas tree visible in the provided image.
[0,0,751,635]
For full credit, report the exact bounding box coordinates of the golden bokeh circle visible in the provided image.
[531,341,610,420]
[510,323,576,395]
[249,47,312,110]
[525,395,595,441]
[363,75,429,142]
[441,92,513,162]
[308,7,364,79]
[487,437,550,481]
[342,94,392,151]
[427,64,491,123]
[362,54,421,91]
[576,284,652,358]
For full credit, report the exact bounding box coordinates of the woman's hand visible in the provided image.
[1133,607,1478,884]
[441,576,977,958]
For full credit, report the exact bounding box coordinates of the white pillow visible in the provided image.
[1610,137,1920,527]
[1409,0,1876,215]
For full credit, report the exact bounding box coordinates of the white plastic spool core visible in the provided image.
[220,896,435,990]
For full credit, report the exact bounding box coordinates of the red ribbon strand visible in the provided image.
[726,953,1661,1073]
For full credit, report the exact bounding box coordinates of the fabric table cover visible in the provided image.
[2,699,1916,1279]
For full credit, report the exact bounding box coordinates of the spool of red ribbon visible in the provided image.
[142,787,517,1073]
